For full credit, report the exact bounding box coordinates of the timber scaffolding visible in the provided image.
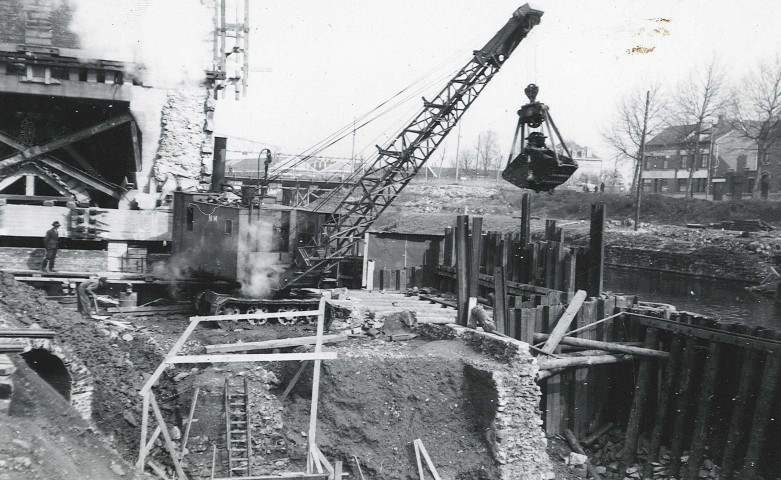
[379,193,781,480]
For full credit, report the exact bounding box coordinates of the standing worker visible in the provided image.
[41,221,60,272]
[77,277,107,319]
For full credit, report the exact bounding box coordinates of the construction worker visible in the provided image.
[41,221,60,272]
[77,277,108,318]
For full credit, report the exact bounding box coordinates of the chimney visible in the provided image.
[211,136,227,192]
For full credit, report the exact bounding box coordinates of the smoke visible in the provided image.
[69,0,213,88]
[237,218,286,299]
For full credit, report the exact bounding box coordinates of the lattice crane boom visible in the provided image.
[282,4,544,289]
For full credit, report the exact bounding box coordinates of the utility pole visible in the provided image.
[455,122,462,183]
[634,90,650,231]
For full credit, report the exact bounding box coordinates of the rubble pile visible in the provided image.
[553,426,724,480]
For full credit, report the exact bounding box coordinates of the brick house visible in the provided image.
[710,126,781,201]
[642,120,732,198]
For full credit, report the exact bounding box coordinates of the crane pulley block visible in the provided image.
[502,84,578,192]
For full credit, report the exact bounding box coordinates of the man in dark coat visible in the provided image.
[77,277,107,318]
[41,221,60,272]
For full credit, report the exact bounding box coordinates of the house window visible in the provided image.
[748,178,755,192]
[695,178,707,193]
[186,206,194,231]
[680,155,687,169]
[225,219,233,235]
[761,152,770,166]
[700,154,708,168]
[677,179,687,192]
[663,157,669,169]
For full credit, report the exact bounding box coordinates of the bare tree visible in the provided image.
[730,55,781,198]
[602,84,666,193]
[670,58,728,197]
[457,148,477,175]
[475,130,501,174]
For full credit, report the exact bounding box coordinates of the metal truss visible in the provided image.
[282,4,543,289]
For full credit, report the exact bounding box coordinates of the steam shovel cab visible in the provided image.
[170,190,327,292]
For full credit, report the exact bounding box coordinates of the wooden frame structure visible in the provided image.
[136,297,340,479]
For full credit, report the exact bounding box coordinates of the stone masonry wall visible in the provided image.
[420,324,555,480]
[153,87,213,190]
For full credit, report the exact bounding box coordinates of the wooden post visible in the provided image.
[621,328,659,471]
[668,336,697,478]
[361,231,370,287]
[646,335,684,473]
[456,215,469,326]
[541,290,587,354]
[149,393,187,480]
[444,226,454,267]
[469,217,483,299]
[493,266,507,335]
[307,297,327,472]
[721,348,761,479]
[520,193,531,246]
[366,260,375,291]
[740,353,781,479]
[686,341,722,480]
[587,203,605,297]
[137,392,150,473]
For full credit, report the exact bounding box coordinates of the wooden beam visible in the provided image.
[136,392,151,473]
[541,290,587,354]
[0,194,69,202]
[168,351,338,364]
[0,112,135,172]
[206,334,348,354]
[149,393,188,480]
[180,387,200,456]
[211,474,329,480]
[740,353,781,479]
[534,333,669,359]
[456,215,469,326]
[620,328,659,471]
[413,439,442,480]
[537,354,635,370]
[140,318,203,396]
[192,309,321,322]
[307,298,327,471]
[587,203,605,296]
[279,361,311,403]
[469,217,483,299]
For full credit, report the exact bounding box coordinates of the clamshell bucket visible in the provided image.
[502,84,578,192]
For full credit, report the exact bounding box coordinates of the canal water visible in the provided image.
[604,265,781,329]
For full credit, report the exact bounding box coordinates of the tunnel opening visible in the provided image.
[22,348,72,401]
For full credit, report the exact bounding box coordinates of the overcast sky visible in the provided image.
[213,0,781,170]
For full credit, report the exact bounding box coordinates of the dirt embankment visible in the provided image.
[0,274,177,471]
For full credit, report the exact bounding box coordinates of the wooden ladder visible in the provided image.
[224,377,252,477]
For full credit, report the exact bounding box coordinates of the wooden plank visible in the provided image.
[212,475,329,480]
[169,352,337,364]
[280,361,311,403]
[686,341,722,479]
[587,203,605,296]
[414,439,443,480]
[140,318,202,396]
[307,298,327,471]
[469,217,483,299]
[206,335,348,354]
[534,333,669,359]
[180,387,200,456]
[518,308,535,345]
[668,337,697,478]
[414,440,425,480]
[620,328,659,471]
[192,309,321,322]
[741,353,781,479]
[538,354,635,370]
[520,193,531,245]
[149,393,187,480]
[720,348,761,479]
[456,215,469,327]
[493,266,507,335]
[627,313,781,353]
[136,393,150,472]
[541,290,587,354]
[443,226,454,266]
